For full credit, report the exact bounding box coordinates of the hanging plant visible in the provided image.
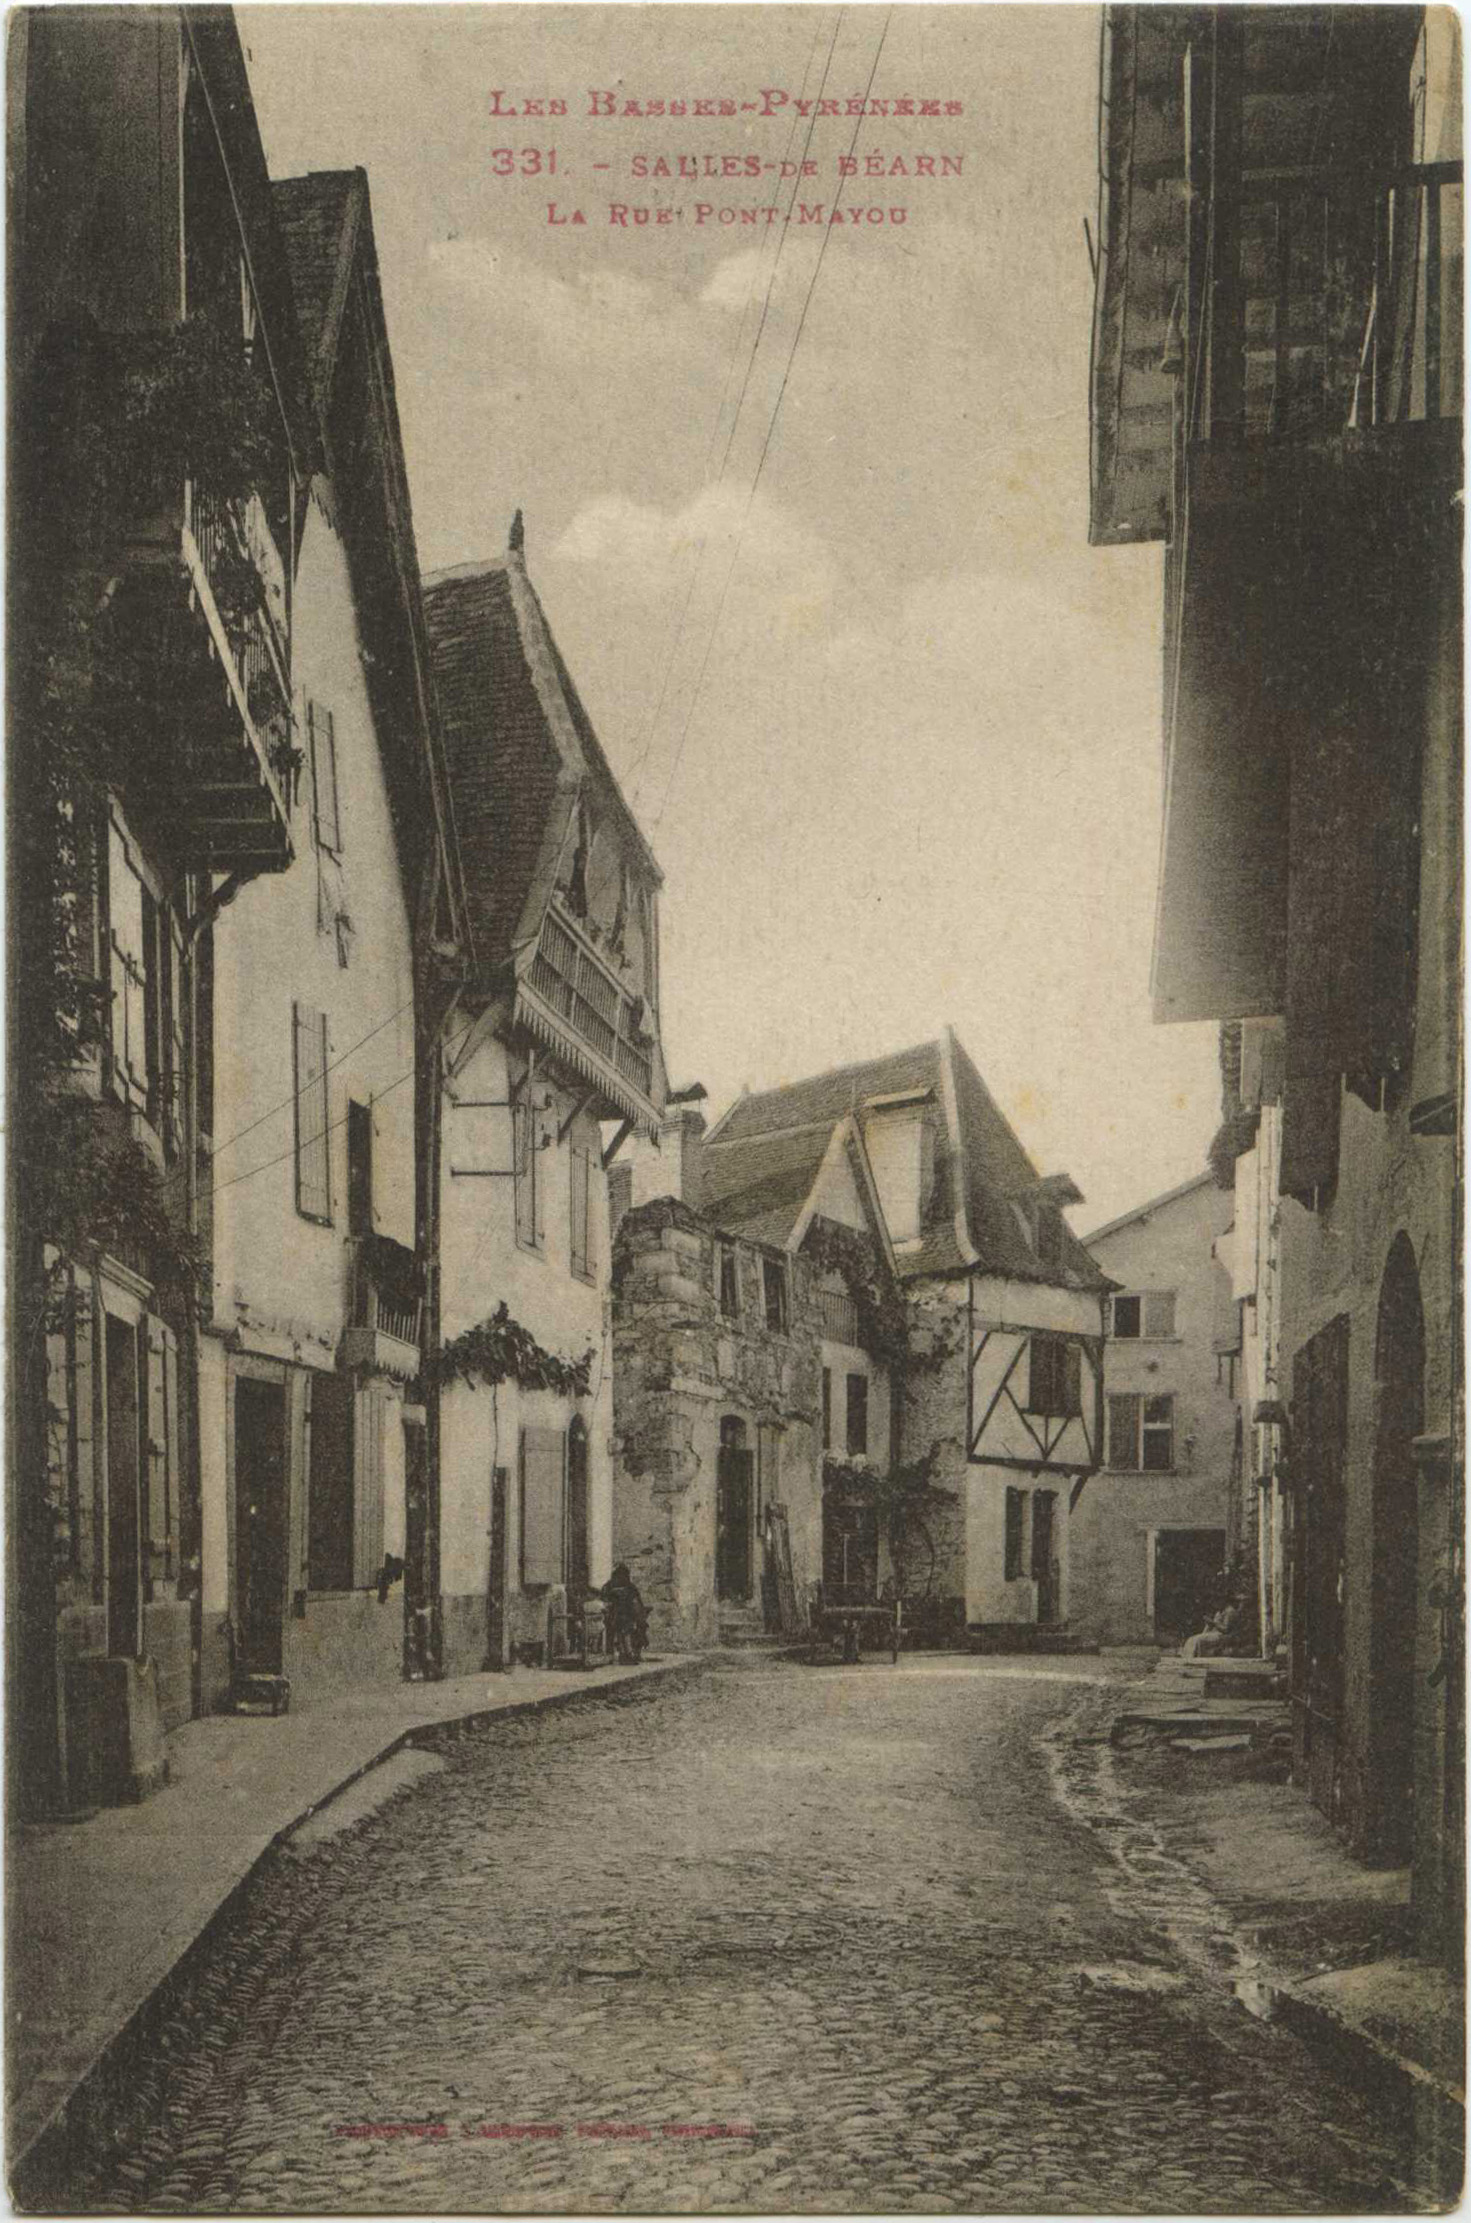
[431,1301,594,1398]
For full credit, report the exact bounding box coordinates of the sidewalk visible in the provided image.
[6,1656,704,2179]
[1103,1652,1464,2201]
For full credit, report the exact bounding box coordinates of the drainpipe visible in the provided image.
[182,894,204,1720]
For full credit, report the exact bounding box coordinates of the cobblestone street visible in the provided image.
[50,1656,1417,2213]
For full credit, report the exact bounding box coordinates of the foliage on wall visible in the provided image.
[802,1217,911,1371]
[432,1301,594,1398]
[822,1442,956,1596]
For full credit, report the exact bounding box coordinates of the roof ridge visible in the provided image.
[423,556,512,590]
[729,1036,944,1114]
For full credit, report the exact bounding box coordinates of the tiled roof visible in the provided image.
[271,171,359,404]
[702,1032,1106,1290]
[422,548,661,981]
[423,560,569,974]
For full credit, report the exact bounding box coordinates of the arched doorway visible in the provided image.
[1371,1233,1425,1863]
[715,1417,754,1602]
[566,1418,590,1598]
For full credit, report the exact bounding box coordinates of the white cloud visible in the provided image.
[699,250,768,313]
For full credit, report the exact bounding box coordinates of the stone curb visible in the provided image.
[9,1655,711,2196]
[1083,1663,1465,2204]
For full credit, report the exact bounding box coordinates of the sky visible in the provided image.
[239,3,1221,1234]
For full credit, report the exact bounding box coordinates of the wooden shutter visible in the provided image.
[44,1264,74,1568]
[570,1146,591,1279]
[352,1383,386,1589]
[1143,1292,1176,1338]
[107,819,148,1106]
[142,1316,177,1582]
[166,915,186,1157]
[293,1003,331,1222]
[514,1099,538,1248]
[1004,1486,1025,1580]
[370,1090,415,1247]
[1064,1339,1083,1417]
[308,1370,354,1591]
[519,1425,565,1587]
[290,1370,311,1602]
[1107,1392,1140,1469]
[72,1270,97,1589]
[309,702,342,855]
[846,1373,868,1455]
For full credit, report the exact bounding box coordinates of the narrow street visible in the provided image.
[56,1657,1413,2214]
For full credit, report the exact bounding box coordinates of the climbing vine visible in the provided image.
[822,1442,957,1597]
[431,1302,594,1398]
[12,310,287,1338]
[802,1217,911,1372]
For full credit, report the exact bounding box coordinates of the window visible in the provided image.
[1142,1395,1175,1470]
[520,1426,565,1586]
[106,816,181,1143]
[1035,1203,1065,1270]
[570,1145,594,1282]
[821,1367,832,1451]
[1027,1333,1082,1417]
[1107,1392,1175,1471]
[308,700,342,855]
[718,1241,740,1319]
[763,1257,788,1335]
[1110,1290,1177,1339]
[347,1100,373,1238]
[1004,1487,1025,1580]
[293,1003,331,1223]
[846,1373,869,1456]
[513,1088,544,1252]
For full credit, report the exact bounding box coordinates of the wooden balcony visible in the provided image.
[516,896,662,1128]
[173,479,295,874]
[1197,160,1463,450]
[341,1236,422,1381]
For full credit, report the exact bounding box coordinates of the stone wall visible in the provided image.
[612,1197,822,1648]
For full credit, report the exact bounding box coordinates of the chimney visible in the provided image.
[656,1103,706,1204]
[509,508,525,554]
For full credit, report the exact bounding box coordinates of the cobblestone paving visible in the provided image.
[52,1656,1416,2214]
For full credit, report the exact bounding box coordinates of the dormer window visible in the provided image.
[863,1091,933,1245]
[1035,1203,1064,1271]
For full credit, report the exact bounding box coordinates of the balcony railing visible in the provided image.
[179,478,294,869]
[1201,161,1462,445]
[348,1236,422,1354]
[816,1286,860,1346]
[527,901,655,1102]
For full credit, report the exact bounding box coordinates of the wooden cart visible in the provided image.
[807,1594,902,1665]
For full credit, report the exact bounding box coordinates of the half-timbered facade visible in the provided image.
[424,521,667,1676]
[695,1031,1108,1635]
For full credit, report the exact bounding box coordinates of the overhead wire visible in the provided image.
[649,7,895,837]
[612,11,843,826]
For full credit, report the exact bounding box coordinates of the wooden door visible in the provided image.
[1154,1529,1226,1639]
[1292,1315,1350,1819]
[716,1445,755,1601]
[486,1464,509,1669]
[235,1378,288,1675]
[105,1315,142,1657]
